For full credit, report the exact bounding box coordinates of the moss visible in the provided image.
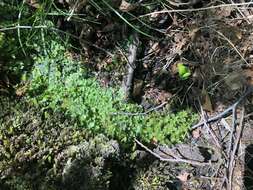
[0,97,119,190]
[132,160,172,190]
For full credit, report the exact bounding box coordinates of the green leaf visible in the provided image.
[177,63,191,80]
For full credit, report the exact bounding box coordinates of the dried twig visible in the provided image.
[230,0,251,24]
[139,2,253,18]
[213,29,249,66]
[227,107,245,190]
[226,107,237,159]
[113,101,168,116]
[192,87,253,129]
[66,0,80,21]
[135,139,211,166]
[201,109,227,161]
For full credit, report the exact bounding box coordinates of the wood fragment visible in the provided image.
[123,33,139,100]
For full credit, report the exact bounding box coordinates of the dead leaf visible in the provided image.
[216,7,232,17]
[201,89,213,112]
[157,90,172,104]
[150,8,166,21]
[15,85,28,97]
[150,137,158,145]
[25,0,40,8]
[119,0,136,12]
[177,172,190,182]
[173,33,189,55]
[243,67,253,86]
[148,42,160,54]
[189,27,200,41]
[192,128,201,139]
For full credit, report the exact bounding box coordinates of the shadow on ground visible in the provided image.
[244,144,253,190]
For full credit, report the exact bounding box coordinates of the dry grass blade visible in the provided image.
[138,2,253,18]
[214,29,250,66]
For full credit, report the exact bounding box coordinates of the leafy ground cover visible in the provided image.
[1,0,253,189]
[26,40,197,145]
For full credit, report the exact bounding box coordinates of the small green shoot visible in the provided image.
[177,63,191,80]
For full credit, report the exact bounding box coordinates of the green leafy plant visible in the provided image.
[177,63,191,80]
[0,1,58,81]
[142,110,197,144]
[27,41,198,146]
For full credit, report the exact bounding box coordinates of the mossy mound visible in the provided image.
[0,97,120,190]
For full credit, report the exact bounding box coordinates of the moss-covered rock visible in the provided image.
[0,97,120,190]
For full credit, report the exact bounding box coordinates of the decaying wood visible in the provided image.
[123,33,140,100]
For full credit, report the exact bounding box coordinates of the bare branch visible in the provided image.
[227,107,245,190]
[135,139,212,166]
[192,87,253,129]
